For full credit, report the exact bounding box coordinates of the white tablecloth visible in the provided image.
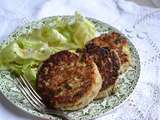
[0,0,160,120]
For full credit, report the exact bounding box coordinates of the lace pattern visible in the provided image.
[97,10,160,120]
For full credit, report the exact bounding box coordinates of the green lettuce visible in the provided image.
[72,12,96,47]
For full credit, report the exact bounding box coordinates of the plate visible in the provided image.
[0,16,140,120]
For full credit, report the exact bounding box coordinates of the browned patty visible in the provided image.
[87,32,131,72]
[78,44,120,98]
[36,50,102,110]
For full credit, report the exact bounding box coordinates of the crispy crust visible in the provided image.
[78,44,120,98]
[87,32,131,72]
[36,50,102,110]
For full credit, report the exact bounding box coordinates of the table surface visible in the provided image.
[0,0,160,120]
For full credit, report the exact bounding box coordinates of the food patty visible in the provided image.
[87,32,131,72]
[36,50,102,110]
[78,44,120,99]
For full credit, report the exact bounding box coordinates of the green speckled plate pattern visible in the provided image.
[0,16,140,120]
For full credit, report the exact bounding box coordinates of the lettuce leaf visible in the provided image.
[0,42,17,63]
[72,12,96,48]
[54,12,96,48]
